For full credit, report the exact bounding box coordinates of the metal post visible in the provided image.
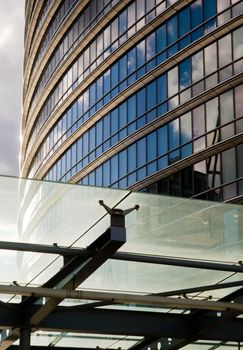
[19,327,31,350]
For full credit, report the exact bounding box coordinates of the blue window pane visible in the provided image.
[103,160,110,187]
[179,6,190,36]
[96,120,102,145]
[147,161,157,175]
[82,176,88,185]
[169,119,179,150]
[191,0,202,27]
[158,126,168,156]
[111,155,118,183]
[104,70,110,94]
[137,88,146,117]
[89,126,95,150]
[77,97,83,117]
[128,173,136,186]
[146,81,156,110]
[89,171,95,186]
[119,10,127,34]
[157,74,167,103]
[179,58,191,90]
[119,102,127,128]
[103,114,110,140]
[146,33,156,60]
[128,95,136,123]
[169,149,180,164]
[83,132,89,154]
[137,166,146,181]
[179,35,191,50]
[90,83,96,106]
[96,166,102,186]
[181,144,192,158]
[96,76,103,101]
[119,56,127,81]
[137,41,145,67]
[137,138,146,167]
[156,24,166,52]
[128,48,136,75]
[147,131,157,162]
[111,109,118,134]
[128,144,136,172]
[158,155,168,170]
[119,149,127,178]
[111,63,119,88]
[83,90,89,113]
[203,0,216,19]
[191,0,203,40]
[167,16,178,45]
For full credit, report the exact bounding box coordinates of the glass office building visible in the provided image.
[21,0,243,202]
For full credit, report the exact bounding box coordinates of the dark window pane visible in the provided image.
[179,6,190,36]
[156,24,166,52]
[169,119,179,150]
[146,81,156,110]
[147,131,157,162]
[137,88,146,117]
[158,126,168,156]
[179,58,191,90]
[128,144,136,172]
[137,137,146,167]
[111,155,118,183]
[157,74,167,103]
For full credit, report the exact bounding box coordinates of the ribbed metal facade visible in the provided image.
[22,0,243,202]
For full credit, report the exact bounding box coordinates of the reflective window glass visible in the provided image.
[167,16,178,45]
[158,126,168,156]
[168,67,178,97]
[179,58,191,90]
[147,132,157,162]
[169,119,179,150]
[179,6,190,36]
[180,112,192,144]
[233,26,243,60]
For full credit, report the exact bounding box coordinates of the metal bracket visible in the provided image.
[99,200,139,228]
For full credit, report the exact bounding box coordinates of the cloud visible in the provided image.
[0,0,25,176]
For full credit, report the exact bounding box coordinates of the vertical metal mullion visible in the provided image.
[19,328,31,350]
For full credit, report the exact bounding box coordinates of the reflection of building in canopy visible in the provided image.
[21,0,243,203]
[1,176,243,349]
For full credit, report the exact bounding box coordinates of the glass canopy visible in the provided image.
[0,175,243,349]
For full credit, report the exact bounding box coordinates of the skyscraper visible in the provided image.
[21,0,243,202]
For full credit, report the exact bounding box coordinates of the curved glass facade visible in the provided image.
[22,0,243,203]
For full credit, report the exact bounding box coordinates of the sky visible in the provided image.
[0,0,25,176]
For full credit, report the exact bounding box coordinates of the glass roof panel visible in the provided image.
[0,175,243,295]
[119,191,243,263]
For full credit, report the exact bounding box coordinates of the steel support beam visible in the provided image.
[0,202,132,349]
[1,304,243,341]
[1,285,243,313]
[132,287,243,350]
[0,240,243,273]
[19,328,31,350]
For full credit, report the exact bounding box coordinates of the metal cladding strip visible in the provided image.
[21,16,243,178]
[24,0,36,44]
[21,0,193,162]
[22,0,132,132]
[23,0,77,99]
[23,0,46,73]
